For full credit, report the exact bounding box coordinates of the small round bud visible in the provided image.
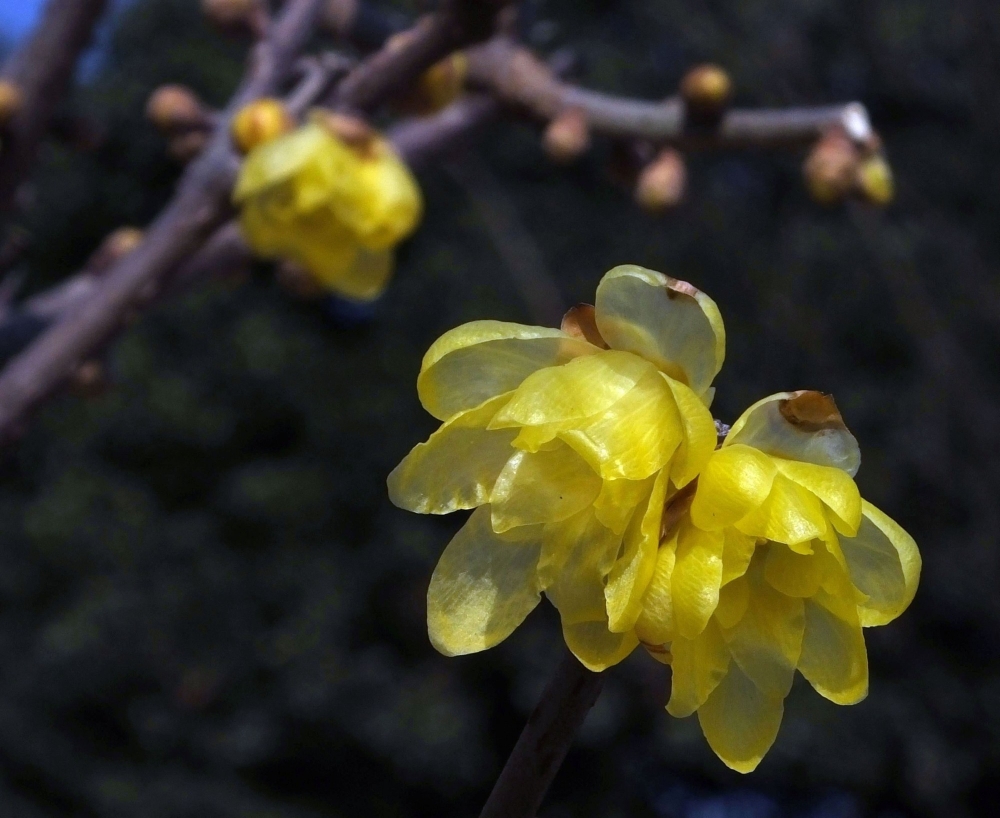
[803,129,859,205]
[854,153,894,206]
[680,64,732,118]
[87,226,144,272]
[202,0,257,27]
[311,109,376,151]
[168,131,209,164]
[276,260,324,300]
[635,148,687,212]
[543,108,591,164]
[0,80,24,127]
[146,85,207,132]
[69,360,109,399]
[231,98,293,154]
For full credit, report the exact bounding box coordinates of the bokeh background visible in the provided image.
[0,0,996,816]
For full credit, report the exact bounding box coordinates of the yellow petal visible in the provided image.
[714,574,749,629]
[663,376,718,487]
[563,619,639,672]
[667,618,730,717]
[697,662,785,774]
[774,457,862,536]
[721,528,757,585]
[634,536,678,646]
[317,245,394,302]
[427,506,542,656]
[594,265,725,398]
[690,445,777,531]
[542,510,621,625]
[387,394,515,514]
[491,350,654,429]
[798,590,868,705]
[722,561,804,698]
[725,392,861,476]
[841,501,921,626]
[735,473,827,549]
[559,369,684,480]
[672,521,725,639]
[593,476,654,535]
[490,445,602,532]
[605,468,669,632]
[418,321,599,421]
[763,544,824,598]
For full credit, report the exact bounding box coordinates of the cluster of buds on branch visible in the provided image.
[804,127,894,206]
[145,84,215,163]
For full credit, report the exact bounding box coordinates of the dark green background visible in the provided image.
[0,0,995,815]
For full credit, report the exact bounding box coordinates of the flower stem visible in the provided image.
[479,649,604,818]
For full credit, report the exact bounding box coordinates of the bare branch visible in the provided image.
[466,37,875,148]
[0,0,109,214]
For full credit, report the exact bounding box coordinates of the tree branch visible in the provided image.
[479,648,604,818]
[0,0,109,214]
[465,37,875,148]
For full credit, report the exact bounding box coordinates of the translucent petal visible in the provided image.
[491,350,654,429]
[563,619,639,672]
[427,506,542,656]
[841,501,921,626]
[542,510,621,625]
[606,469,670,632]
[667,618,730,717]
[490,445,602,532]
[799,591,868,705]
[593,477,654,535]
[559,369,684,480]
[735,473,827,549]
[697,662,785,774]
[594,265,725,398]
[763,544,824,598]
[672,521,725,639]
[387,394,515,514]
[634,536,677,646]
[664,376,718,488]
[725,392,861,476]
[721,528,757,585]
[690,445,777,531]
[722,562,804,699]
[774,457,862,536]
[418,321,599,421]
[714,574,749,630]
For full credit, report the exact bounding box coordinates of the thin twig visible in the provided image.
[479,648,604,818]
[466,37,875,148]
[0,0,109,214]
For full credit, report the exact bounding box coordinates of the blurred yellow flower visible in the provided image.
[637,391,920,772]
[389,265,725,671]
[233,119,423,301]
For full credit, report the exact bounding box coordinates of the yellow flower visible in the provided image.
[233,120,423,301]
[388,265,725,671]
[636,391,920,773]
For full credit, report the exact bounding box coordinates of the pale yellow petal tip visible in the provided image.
[717,753,766,774]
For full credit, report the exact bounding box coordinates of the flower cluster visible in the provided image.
[233,115,423,301]
[389,265,920,773]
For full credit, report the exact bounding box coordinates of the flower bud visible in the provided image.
[311,109,376,151]
[635,148,686,212]
[231,98,294,154]
[168,131,210,164]
[276,259,324,300]
[69,360,109,399]
[385,28,467,115]
[680,64,732,119]
[854,153,894,206]
[202,0,257,27]
[146,85,208,132]
[87,226,144,272]
[543,108,591,164]
[0,80,23,127]
[803,129,859,205]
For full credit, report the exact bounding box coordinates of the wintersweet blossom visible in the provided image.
[233,118,422,301]
[637,391,920,772]
[389,265,724,671]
